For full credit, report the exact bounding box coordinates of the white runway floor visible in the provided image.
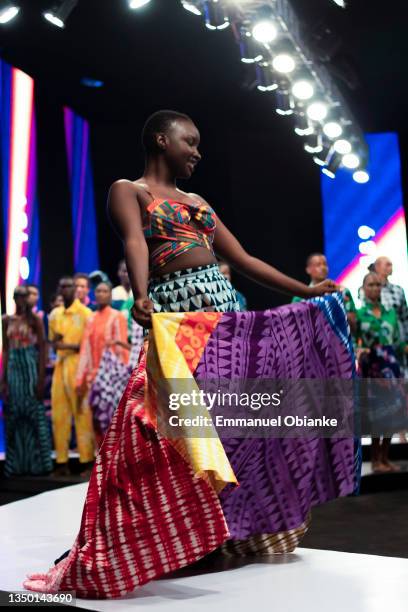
[0,484,407,612]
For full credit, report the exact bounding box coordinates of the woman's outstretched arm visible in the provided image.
[213,214,336,299]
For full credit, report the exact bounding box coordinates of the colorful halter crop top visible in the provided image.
[142,194,217,272]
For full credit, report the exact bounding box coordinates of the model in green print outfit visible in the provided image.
[1,286,52,477]
[356,273,407,473]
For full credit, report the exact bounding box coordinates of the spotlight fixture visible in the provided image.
[333,138,352,154]
[292,80,314,101]
[306,101,328,122]
[275,87,295,116]
[323,121,343,139]
[256,62,278,92]
[304,132,323,154]
[128,0,151,7]
[252,19,277,44]
[43,0,78,28]
[342,152,360,169]
[203,0,229,31]
[272,53,296,74]
[312,140,333,166]
[181,0,202,15]
[321,151,342,178]
[332,0,346,7]
[0,3,20,24]
[239,29,264,64]
[353,170,370,183]
[294,113,314,136]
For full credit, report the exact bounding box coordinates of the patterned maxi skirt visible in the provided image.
[23,265,358,598]
[148,265,343,554]
[4,346,53,477]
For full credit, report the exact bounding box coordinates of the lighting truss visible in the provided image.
[180,0,368,180]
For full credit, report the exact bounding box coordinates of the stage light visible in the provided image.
[43,0,78,28]
[203,0,229,30]
[129,0,151,7]
[332,0,346,7]
[312,138,333,166]
[304,132,323,154]
[239,30,264,64]
[0,3,20,24]
[306,101,328,122]
[294,113,314,136]
[128,0,151,7]
[353,170,370,183]
[181,1,202,16]
[342,153,360,169]
[252,20,277,44]
[256,62,278,92]
[323,121,342,139]
[322,167,335,178]
[272,54,295,74]
[321,150,341,178]
[333,138,351,154]
[292,80,314,100]
[275,88,294,116]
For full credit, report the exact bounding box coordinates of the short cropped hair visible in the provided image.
[363,272,379,286]
[74,273,90,286]
[95,280,113,291]
[306,252,325,266]
[142,110,192,154]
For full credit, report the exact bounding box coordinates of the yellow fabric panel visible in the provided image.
[147,313,237,494]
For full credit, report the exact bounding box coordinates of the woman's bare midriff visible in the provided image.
[150,245,217,277]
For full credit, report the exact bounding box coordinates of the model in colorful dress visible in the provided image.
[24,111,358,599]
[1,286,52,477]
[76,282,130,447]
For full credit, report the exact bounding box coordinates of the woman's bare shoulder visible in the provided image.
[109,179,140,195]
[109,179,154,203]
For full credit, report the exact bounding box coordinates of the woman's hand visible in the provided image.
[131,297,154,328]
[307,279,338,297]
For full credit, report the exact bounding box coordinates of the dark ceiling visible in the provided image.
[0,0,407,134]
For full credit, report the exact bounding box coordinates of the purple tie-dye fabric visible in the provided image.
[195,300,356,539]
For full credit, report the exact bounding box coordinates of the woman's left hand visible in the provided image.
[308,279,338,297]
